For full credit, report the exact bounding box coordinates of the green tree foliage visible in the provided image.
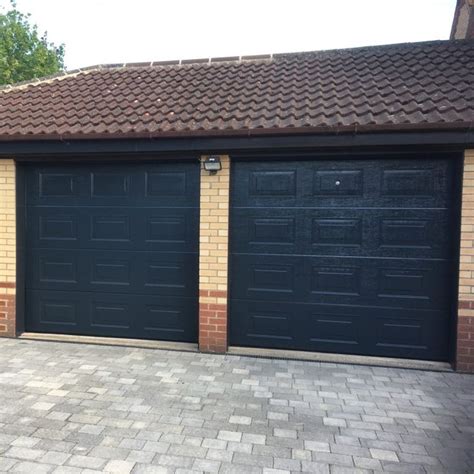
[0,1,64,85]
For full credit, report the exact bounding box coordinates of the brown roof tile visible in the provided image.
[0,40,472,141]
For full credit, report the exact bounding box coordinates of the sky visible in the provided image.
[0,0,458,70]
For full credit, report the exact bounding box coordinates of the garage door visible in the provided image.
[25,162,199,342]
[230,156,459,361]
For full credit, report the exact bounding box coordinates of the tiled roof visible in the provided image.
[0,40,472,141]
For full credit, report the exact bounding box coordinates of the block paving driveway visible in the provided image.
[0,339,473,473]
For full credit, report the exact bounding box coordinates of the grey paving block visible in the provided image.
[353,456,383,470]
[312,452,353,467]
[88,446,130,460]
[168,444,207,458]
[11,437,41,448]
[126,450,155,464]
[398,452,441,466]
[39,451,71,466]
[103,460,136,473]
[205,448,233,462]
[10,461,55,473]
[219,462,261,473]
[67,454,106,469]
[4,447,46,461]
[273,457,301,470]
[292,448,312,461]
[51,467,84,474]
[0,457,17,471]
[131,465,170,474]
[153,454,194,468]
[226,441,252,454]
[329,466,371,474]
[304,441,330,452]
[301,460,330,473]
[369,448,399,462]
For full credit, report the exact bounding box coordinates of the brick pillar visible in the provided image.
[458,149,474,372]
[199,155,230,352]
[0,160,16,337]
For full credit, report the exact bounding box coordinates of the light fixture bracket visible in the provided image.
[203,156,222,175]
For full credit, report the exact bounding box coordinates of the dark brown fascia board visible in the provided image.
[1,129,473,158]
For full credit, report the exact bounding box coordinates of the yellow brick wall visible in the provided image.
[0,159,16,286]
[0,159,16,336]
[199,155,230,293]
[459,150,474,300]
[199,155,230,352]
[458,149,474,372]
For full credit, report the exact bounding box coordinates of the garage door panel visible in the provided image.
[230,301,299,349]
[230,301,368,353]
[30,169,85,201]
[304,306,449,360]
[309,209,451,259]
[231,300,449,360]
[310,262,364,298]
[233,254,450,310]
[231,209,299,254]
[28,207,137,249]
[306,311,361,347]
[142,253,198,295]
[233,159,452,209]
[32,250,80,287]
[27,163,199,206]
[231,156,457,361]
[376,211,450,257]
[232,255,304,302]
[29,207,198,253]
[373,311,449,360]
[27,249,197,297]
[28,290,83,330]
[27,289,197,341]
[143,209,199,252]
[309,258,451,310]
[232,208,450,259]
[25,162,199,342]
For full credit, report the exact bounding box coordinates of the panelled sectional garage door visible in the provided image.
[230,156,458,361]
[25,162,199,342]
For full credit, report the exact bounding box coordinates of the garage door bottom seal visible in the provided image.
[18,332,198,353]
[228,346,452,372]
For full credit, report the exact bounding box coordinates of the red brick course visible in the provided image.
[456,306,474,372]
[199,290,227,353]
[0,293,15,337]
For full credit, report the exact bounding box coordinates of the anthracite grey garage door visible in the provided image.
[230,155,459,361]
[25,162,199,342]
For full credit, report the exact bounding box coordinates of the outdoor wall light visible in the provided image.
[203,156,222,174]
